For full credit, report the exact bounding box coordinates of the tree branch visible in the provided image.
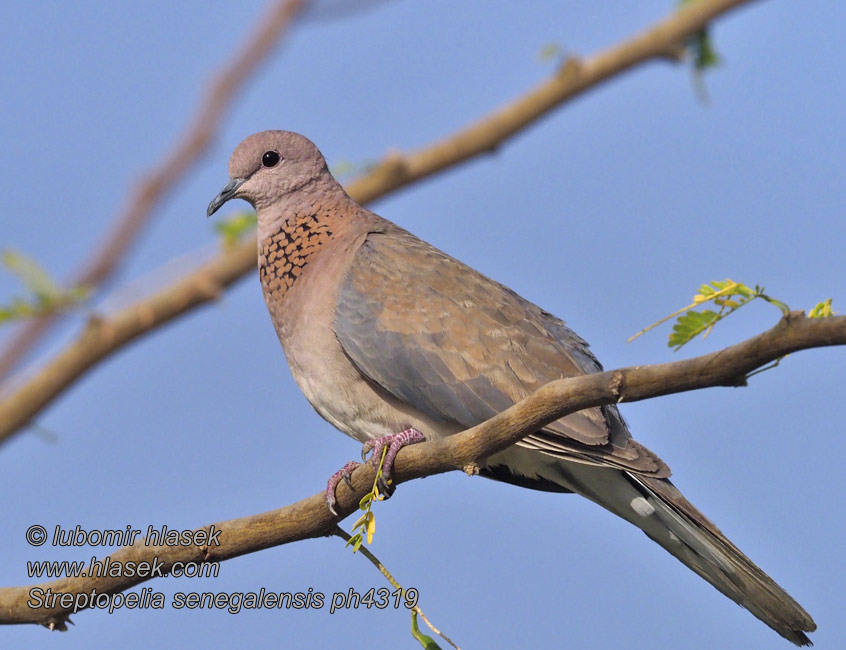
[346,0,762,205]
[0,0,764,444]
[0,0,307,382]
[1,311,842,628]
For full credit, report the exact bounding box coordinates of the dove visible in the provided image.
[207,130,815,645]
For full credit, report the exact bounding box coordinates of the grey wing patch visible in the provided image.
[335,280,512,427]
[334,227,669,478]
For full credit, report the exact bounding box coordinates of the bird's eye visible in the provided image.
[262,151,281,167]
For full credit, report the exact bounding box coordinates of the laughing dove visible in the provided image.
[207,130,815,645]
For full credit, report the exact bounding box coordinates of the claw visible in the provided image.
[325,460,362,515]
[377,475,395,499]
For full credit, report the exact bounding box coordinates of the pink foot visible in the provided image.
[325,460,361,515]
[324,428,426,514]
[361,427,426,495]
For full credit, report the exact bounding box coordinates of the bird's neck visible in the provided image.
[257,189,354,302]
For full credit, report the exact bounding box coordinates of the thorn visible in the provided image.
[610,369,625,402]
[556,56,583,80]
[463,463,480,476]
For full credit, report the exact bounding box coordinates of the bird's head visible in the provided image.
[206,130,329,218]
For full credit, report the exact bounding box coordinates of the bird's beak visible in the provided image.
[206,177,246,218]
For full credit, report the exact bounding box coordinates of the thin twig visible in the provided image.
[331,526,461,649]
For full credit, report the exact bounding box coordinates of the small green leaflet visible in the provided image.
[2,249,60,299]
[669,308,720,349]
[0,249,88,325]
[537,42,564,63]
[213,212,257,249]
[329,159,377,181]
[808,298,835,318]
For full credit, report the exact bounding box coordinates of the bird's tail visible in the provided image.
[562,464,816,646]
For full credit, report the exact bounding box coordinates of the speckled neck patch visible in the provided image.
[259,211,334,298]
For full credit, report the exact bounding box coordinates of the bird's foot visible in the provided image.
[326,460,362,515]
[361,427,426,497]
[324,428,426,515]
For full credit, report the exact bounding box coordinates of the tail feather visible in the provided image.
[592,468,816,646]
[627,474,815,646]
[484,447,816,644]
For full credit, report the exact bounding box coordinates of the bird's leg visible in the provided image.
[324,428,426,515]
[325,460,362,515]
[361,427,426,497]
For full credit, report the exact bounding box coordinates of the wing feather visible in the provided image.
[334,225,669,478]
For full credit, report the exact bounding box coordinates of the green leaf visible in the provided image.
[1,249,60,299]
[687,29,720,72]
[0,249,90,326]
[329,159,377,180]
[669,309,720,349]
[537,43,563,63]
[213,212,257,248]
[365,512,375,544]
[344,532,362,549]
[808,299,835,318]
[0,299,31,324]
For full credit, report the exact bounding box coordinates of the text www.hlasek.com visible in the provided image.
[27,555,218,579]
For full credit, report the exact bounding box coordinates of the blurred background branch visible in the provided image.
[0,0,306,383]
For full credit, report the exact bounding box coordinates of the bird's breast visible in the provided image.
[258,225,456,444]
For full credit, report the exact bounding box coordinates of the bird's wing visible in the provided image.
[334,225,669,477]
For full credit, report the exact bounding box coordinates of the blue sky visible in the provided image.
[1,1,843,648]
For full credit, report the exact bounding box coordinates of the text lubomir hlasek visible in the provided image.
[50,525,221,547]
